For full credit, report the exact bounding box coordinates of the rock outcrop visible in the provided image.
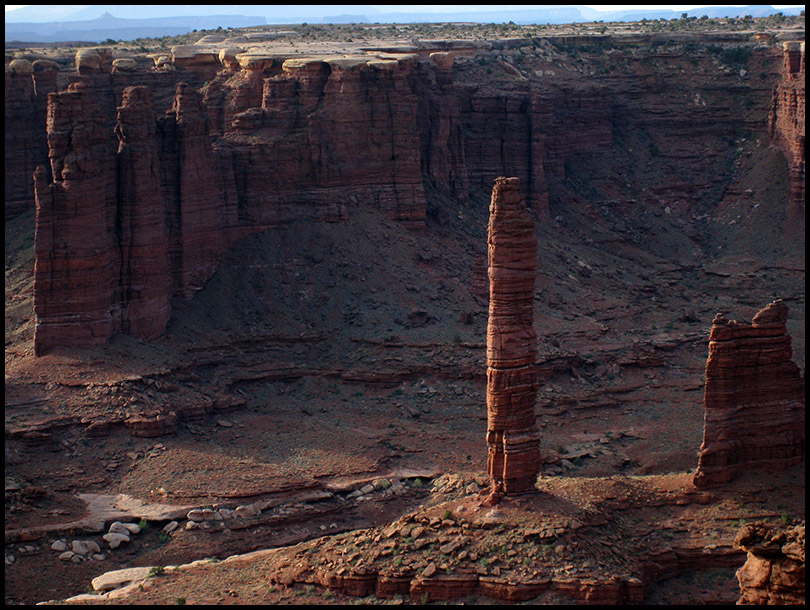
[735,520,805,605]
[5,59,52,219]
[693,300,805,488]
[75,47,113,75]
[769,41,805,208]
[22,36,804,353]
[226,55,427,229]
[34,82,119,355]
[158,82,231,297]
[485,177,541,494]
[114,86,172,338]
[33,81,229,354]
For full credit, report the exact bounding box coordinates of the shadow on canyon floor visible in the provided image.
[5,172,805,603]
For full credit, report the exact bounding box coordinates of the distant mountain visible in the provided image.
[5,11,267,43]
[4,4,804,43]
[3,4,377,23]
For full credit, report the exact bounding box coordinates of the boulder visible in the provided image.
[218,47,246,71]
[75,47,112,74]
[8,58,33,75]
[171,45,219,67]
[112,58,137,72]
[736,521,805,604]
[102,532,130,549]
[92,566,154,592]
[235,52,274,72]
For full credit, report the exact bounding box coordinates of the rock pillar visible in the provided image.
[693,299,805,488]
[485,177,540,494]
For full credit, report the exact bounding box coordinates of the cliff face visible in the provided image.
[18,34,805,352]
[769,41,805,208]
[5,60,56,220]
[115,86,172,337]
[693,300,805,488]
[33,82,119,355]
[33,82,227,353]
[220,55,427,230]
[159,83,230,297]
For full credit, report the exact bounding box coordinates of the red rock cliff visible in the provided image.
[158,82,230,297]
[769,41,805,208]
[33,82,119,355]
[222,55,427,229]
[693,299,805,488]
[24,38,803,353]
[115,85,172,337]
[485,177,541,494]
[5,59,53,220]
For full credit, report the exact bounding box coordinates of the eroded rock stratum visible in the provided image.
[694,299,805,488]
[6,31,803,354]
[4,21,805,606]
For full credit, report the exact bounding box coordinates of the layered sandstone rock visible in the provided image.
[735,520,805,605]
[23,40,803,354]
[223,55,426,228]
[485,177,541,494]
[471,253,489,302]
[415,53,470,206]
[114,86,172,338]
[34,82,119,355]
[693,300,805,488]
[158,82,231,297]
[5,60,52,219]
[75,47,112,75]
[769,41,805,208]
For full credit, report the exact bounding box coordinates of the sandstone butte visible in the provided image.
[693,299,805,488]
[735,520,805,605]
[485,177,541,495]
[8,35,803,355]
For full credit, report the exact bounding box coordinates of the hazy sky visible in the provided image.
[4,4,806,12]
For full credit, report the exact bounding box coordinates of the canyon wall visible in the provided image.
[33,82,120,354]
[10,33,804,352]
[769,41,805,208]
[693,300,805,488]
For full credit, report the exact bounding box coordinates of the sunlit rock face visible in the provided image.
[485,177,541,494]
[693,299,805,488]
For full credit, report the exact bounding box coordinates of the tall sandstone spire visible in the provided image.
[693,299,805,487]
[485,177,541,494]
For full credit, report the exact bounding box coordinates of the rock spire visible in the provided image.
[693,299,805,488]
[485,177,541,495]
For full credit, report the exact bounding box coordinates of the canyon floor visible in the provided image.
[4,20,806,606]
[6,188,804,604]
